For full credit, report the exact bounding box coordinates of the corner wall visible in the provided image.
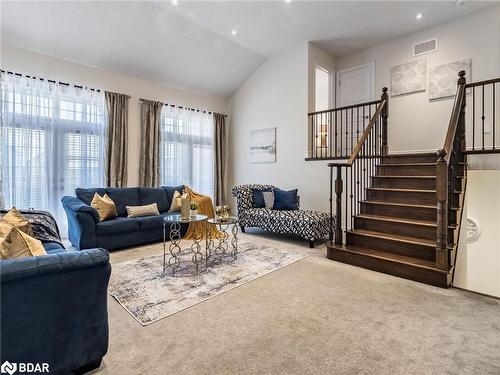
[228,43,336,212]
[336,6,500,154]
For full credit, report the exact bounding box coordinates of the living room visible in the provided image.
[1,1,500,374]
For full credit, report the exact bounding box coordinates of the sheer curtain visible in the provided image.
[160,106,214,197]
[0,72,105,234]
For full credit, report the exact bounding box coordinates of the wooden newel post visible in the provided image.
[334,166,343,245]
[458,70,467,154]
[381,87,389,156]
[436,149,449,270]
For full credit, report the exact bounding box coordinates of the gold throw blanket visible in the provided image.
[183,186,220,239]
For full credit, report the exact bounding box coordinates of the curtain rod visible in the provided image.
[139,98,227,117]
[0,69,101,92]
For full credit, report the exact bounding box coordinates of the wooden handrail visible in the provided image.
[465,76,500,88]
[308,99,381,116]
[328,91,388,167]
[438,70,466,165]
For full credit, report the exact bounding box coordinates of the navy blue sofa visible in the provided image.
[0,241,111,375]
[62,186,188,250]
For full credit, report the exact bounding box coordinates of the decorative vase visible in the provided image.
[180,190,190,220]
[190,209,198,217]
[215,205,230,222]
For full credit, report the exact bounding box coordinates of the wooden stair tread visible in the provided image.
[379,162,436,166]
[367,187,435,193]
[349,229,436,246]
[329,244,446,272]
[372,175,436,179]
[361,200,460,212]
[355,214,435,226]
[355,214,458,229]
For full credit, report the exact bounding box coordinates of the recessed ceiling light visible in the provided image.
[172,0,178,5]
[416,13,424,20]
[285,0,292,3]
[231,29,237,36]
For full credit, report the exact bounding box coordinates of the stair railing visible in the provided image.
[436,71,467,270]
[307,99,384,160]
[327,88,389,244]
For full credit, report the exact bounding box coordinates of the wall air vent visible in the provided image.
[413,38,438,56]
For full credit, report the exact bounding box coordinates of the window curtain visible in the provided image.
[139,100,163,187]
[213,113,228,205]
[0,72,106,233]
[160,106,214,197]
[105,91,129,187]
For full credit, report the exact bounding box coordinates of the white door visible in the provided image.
[336,62,375,154]
[337,62,375,107]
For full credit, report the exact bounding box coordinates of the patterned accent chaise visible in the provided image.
[231,184,334,248]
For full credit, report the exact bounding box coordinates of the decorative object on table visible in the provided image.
[429,58,471,100]
[215,205,231,222]
[232,184,334,248]
[163,214,208,276]
[250,127,276,163]
[207,216,239,264]
[182,186,220,240]
[180,189,190,220]
[108,239,306,325]
[189,202,199,217]
[390,59,426,96]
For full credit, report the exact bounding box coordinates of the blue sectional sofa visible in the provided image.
[0,240,111,374]
[62,186,188,250]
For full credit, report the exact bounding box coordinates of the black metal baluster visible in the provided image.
[340,110,343,157]
[493,83,496,150]
[482,85,485,150]
[472,86,475,151]
[334,110,338,157]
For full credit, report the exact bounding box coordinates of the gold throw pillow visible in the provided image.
[169,190,182,212]
[0,207,32,237]
[126,203,160,218]
[91,193,117,222]
[0,227,47,259]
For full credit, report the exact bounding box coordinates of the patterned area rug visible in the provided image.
[108,240,307,325]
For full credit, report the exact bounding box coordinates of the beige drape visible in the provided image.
[105,91,130,187]
[213,113,228,205]
[139,100,163,187]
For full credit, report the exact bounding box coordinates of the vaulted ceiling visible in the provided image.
[1,1,495,98]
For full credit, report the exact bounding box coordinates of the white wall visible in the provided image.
[228,43,335,212]
[1,44,228,187]
[336,6,500,154]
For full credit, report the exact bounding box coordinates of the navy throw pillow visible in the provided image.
[273,189,298,210]
[252,188,272,208]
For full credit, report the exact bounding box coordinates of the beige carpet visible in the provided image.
[93,231,500,375]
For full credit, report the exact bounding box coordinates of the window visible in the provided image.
[315,66,332,111]
[0,73,105,232]
[159,106,214,197]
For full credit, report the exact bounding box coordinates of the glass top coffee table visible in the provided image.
[163,214,208,276]
[206,217,239,265]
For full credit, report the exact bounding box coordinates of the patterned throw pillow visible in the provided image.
[252,188,272,208]
[126,203,160,218]
[0,207,32,236]
[262,191,275,209]
[0,226,47,259]
[91,193,118,222]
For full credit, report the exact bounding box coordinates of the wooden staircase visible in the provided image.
[327,153,466,288]
[308,72,499,288]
